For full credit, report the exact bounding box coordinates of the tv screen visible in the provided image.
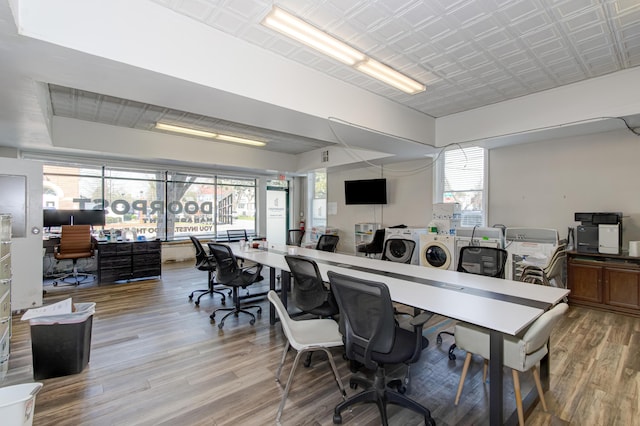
[43,209,106,227]
[344,178,387,205]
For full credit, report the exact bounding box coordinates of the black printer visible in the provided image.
[575,212,622,254]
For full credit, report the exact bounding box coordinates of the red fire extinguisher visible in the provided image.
[299,220,305,231]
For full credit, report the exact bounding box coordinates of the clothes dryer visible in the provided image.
[384,228,427,265]
[419,234,456,270]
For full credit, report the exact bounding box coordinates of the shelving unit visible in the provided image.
[0,214,12,381]
[354,223,382,254]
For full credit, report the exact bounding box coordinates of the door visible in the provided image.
[0,158,43,310]
[266,182,288,246]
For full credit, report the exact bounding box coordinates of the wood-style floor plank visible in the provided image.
[3,262,640,425]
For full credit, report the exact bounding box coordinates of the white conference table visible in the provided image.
[229,243,570,425]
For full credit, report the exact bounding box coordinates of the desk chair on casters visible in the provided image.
[356,228,385,258]
[284,254,339,367]
[207,243,263,329]
[187,236,230,306]
[286,229,305,246]
[437,245,509,360]
[53,225,95,286]
[454,303,569,426]
[316,234,339,252]
[267,291,346,423]
[328,271,435,426]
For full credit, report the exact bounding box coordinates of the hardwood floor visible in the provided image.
[4,262,639,425]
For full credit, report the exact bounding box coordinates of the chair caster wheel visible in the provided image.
[397,385,407,394]
[194,301,200,307]
[218,323,224,329]
[436,335,442,344]
[426,417,436,426]
[250,319,255,325]
[189,295,193,301]
[53,282,58,287]
[349,382,358,390]
[303,359,311,368]
[333,413,342,424]
[210,314,215,320]
[221,299,226,305]
[448,353,456,360]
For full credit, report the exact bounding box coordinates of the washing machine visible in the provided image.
[454,227,505,264]
[419,234,456,270]
[384,228,427,265]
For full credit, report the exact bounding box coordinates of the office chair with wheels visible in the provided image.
[285,254,339,367]
[226,229,248,242]
[381,238,416,264]
[267,290,346,423]
[437,245,509,360]
[316,234,339,252]
[207,243,264,329]
[327,271,435,426]
[454,303,569,426]
[286,229,305,246]
[53,225,95,286]
[356,228,385,258]
[187,236,229,306]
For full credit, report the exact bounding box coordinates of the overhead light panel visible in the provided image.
[261,6,425,95]
[155,123,266,147]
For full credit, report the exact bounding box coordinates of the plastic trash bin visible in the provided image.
[29,302,95,380]
[0,382,43,426]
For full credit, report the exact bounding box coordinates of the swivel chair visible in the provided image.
[356,228,385,258]
[437,245,509,360]
[454,303,569,426]
[207,243,264,329]
[187,236,229,306]
[316,234,339,252]
[53,225,95,286]
[286,229,305,247]
[381,238,416,264]
[328,271,435,426]
[285,254,339,367]
[267,290,346,423]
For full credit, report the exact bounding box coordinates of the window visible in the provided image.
[436,146,487,227]
[308,169,326,229]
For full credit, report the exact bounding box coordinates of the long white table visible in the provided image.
[231,243,570,425]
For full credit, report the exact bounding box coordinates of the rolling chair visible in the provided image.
[381,238,416,264]
[454,303,569,426]
[315,234,339,252]
[207,243,264,329]
[437,245,509,360]
[187,236,230,306]
[327,271,435,426]
[53,225,95,286]
[286,229,305,247]
[356,228,385,258]
[226,229,248,242]
[285,254,339,367]
[267,290,346,423]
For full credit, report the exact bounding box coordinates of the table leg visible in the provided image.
[489,330,504,425]
[269,267,277,325]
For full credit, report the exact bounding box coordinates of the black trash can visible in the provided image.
[29,302,95,380]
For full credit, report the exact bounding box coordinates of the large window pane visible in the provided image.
[216,177,256,239]
[167,174,216,240]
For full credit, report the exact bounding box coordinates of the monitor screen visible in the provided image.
[43,209,106,227]
[344,178,387,205]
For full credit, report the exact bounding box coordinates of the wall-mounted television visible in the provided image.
[344,178,387,205]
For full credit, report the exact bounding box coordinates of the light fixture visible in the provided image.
[154,122,267,147]
[261,6,425,95]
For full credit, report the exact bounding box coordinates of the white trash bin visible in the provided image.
[0,383,43,426]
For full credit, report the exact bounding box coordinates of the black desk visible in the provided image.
[97,240,161,283]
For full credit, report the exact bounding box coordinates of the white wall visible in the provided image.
[490,128,640,246]
[327,159,433,253]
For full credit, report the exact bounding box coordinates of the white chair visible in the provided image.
[454,303,569,426]
[267,290,346,423]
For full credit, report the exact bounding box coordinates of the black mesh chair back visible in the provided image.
[208,243,240,283]
[226,229,248,242]
[381,238,416,264]
[356,228,386,257]
[285,255,338,317]
[190,235,215,271]
[316,234,339,252]
[456,246,509,278]
[287,229,305,246]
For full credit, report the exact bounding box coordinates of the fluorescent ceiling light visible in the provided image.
[261,6,425,95]
[155,123,266,147]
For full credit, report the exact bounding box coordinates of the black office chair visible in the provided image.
[328,271,435,426]
[316,234,339,252]
[226,229,248,242]
[207,243,264,329]
[187,236,229,306]
[285,254,339,367]
[381,238,416,264]
[286,229,305,246]
[437,245,509,360]
[356,228,385,258]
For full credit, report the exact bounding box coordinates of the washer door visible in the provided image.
[421,241,452,269]
[383,239,414,263]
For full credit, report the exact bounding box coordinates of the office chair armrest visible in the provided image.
[410,311,434,328]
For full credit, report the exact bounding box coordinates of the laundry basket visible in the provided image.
[0,382,43,426]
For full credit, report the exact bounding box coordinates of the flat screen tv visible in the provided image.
[344,178,387,205]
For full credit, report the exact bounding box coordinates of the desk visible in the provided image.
[232,243,569,425]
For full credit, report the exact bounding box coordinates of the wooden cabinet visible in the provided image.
[98,240,161,283]
[567,251,640,316]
